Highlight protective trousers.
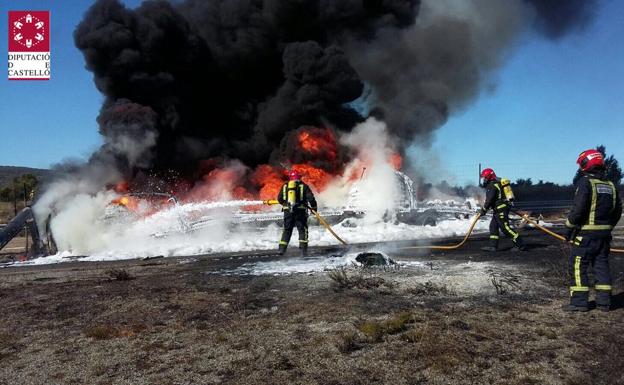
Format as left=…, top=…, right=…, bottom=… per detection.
left=488, top=207, right=524, bottom=249
left=279, top=209, right=309, bottom=254
left=569, top=236, right=612, bottom=308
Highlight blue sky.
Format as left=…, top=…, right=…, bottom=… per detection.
left=422, top=0, right=624, bottom=185
left=0, top=0, right=141, bottom=166
left=1, top=0, right=622, bottom=186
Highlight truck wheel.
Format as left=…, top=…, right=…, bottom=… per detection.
left=423, top=216, right=437, bottom=227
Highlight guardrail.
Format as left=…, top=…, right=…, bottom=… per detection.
left=512, top=200, right=573, bottom=212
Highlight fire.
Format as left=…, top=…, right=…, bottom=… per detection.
left=114, top=181, right=130, bottom=193
left=111, top=195, right=140, bottom=212
left=345, top=161, right=367, bottom=182
left=106, top=125, right=403, bottom=213
left=297, top=127, right=337, bottom=161
left=182, top=165, right=253, bottom=202
left=291, top=164, right=334, bottom=191
left=389, top=153, right=402, bottom=171
left=251, top=165, right=284, bottom=200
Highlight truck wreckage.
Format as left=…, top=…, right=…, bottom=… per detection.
left=103, top=171, right=477, bottom=237
left=0, top=207, right=53, bottom=258
left=1, top=171, right=478, bottom=259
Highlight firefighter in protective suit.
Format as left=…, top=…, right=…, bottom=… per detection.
left=479, top=168, right=526, bottom=251
left=563, top=149, right=622, bottom=312
left=277, top=170, right=317, bottom=255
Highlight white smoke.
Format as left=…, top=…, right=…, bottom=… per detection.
left=319, top=118, right=399, bottom=222
left=33, top=163, right=121, bottom=237
left=48, top=190, right=117, bottom=252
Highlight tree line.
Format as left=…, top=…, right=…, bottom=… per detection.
left=0, top=174, right=38, bottom=203
left=419, top=145, right=622, bottom=202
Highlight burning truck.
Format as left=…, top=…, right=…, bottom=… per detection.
left=1, top=122, right=477, bottom=260
left=92, top=122, right=475, bottom=241
left=102, top=170, right=475, bottom=239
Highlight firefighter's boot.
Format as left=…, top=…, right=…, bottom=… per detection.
left=299, top=243, right=308, bottom=257
left=595, top=290, right=611, bottom=312
left=513, top=237, right=527, bottom=251
left=278, top=243, right=287, bottom=255
left=481, top=238, right=498, bottom=252
left=561, top=304, right=589, bottom=312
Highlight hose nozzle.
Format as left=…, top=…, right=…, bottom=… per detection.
left=263, top=199, right=280, bottom=205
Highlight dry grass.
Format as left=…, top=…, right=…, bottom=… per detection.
left=334, top=330, right=359, bottom=353
left=409, top=281, right=454, bottom=296
left=541, top=244, right=571, bottom=289
left=327, top=266, right=392, bottom=291
left=105, top=268, right=134, bottom=281
left=0, top=201, right=25, bottom=223
left=83, top=324, right=120, bottom=340
left=83, top=323, right=146, bottom=340
left=356, top=311, right=413, bottom=342
left=327, top=266, right=350, bottom=288
left=535, top=327, right=557, bottom=339
left=490, top=271, right=521, bottom=295
left=3, top=235, right=624, bottom=384
left=0, top=332, right=20, bottom=359
left=403, top=320, right=474, bottom=374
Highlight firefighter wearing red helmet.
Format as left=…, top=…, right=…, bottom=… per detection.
left=563, top=149, right=622, bottom=312
left=479, top=168, right=526, bottom=251
left=276, top=170, right=318, bottom=255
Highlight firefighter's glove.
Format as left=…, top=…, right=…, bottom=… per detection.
left=479, top=208, right=487, bottom=216
left=564, top=227, right=578, bottom=242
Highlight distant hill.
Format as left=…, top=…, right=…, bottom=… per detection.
left=0, top=166, right=56, bottom=188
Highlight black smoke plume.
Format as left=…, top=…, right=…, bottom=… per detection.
left=525, top=0, right=598, bottom=39
left=74, top=0, right=598, bottom=178
left=75, top=0, right=417, bottom=177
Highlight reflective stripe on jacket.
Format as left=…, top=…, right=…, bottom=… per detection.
left=483, top=180, right=509, bottom=211
left=566, top=172, right=622, bottom=235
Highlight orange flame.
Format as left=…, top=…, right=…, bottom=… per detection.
left=251, top=165, right=284, bottom=200
left=111, top=195, right=140, bottom=212
left=389, top=153, right=402, bottom=171
left=183, top=166, right=253, bottom=202
left=292, top=163, right=334, bottom=191
left=110, top=194, right=175, bottom=217
left=113, top=181, right=130, bottom=193
left=107, top=125, right=404, bottom=214
left=298, top=127, right=337, bottom=161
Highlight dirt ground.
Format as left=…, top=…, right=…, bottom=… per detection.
left=1, top=229, right=624, bottom=385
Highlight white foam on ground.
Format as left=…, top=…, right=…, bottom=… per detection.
left=220, top=252, right=361, bottom=276
left=21, top=201, right=491, bottom=266
left=213, top=250, right=422, bottom=276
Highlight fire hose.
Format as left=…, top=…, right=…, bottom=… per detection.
left=509, top=209, right=624, bottom=254
left=400, top=213, right=482, bottom=250
left=263, top=199, right=624, bottom=253
left=263, top=200, right=348, bottom=245
left=308, top=207, right=348, bottom=245
left=402, top=210, right=624, bottom=253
